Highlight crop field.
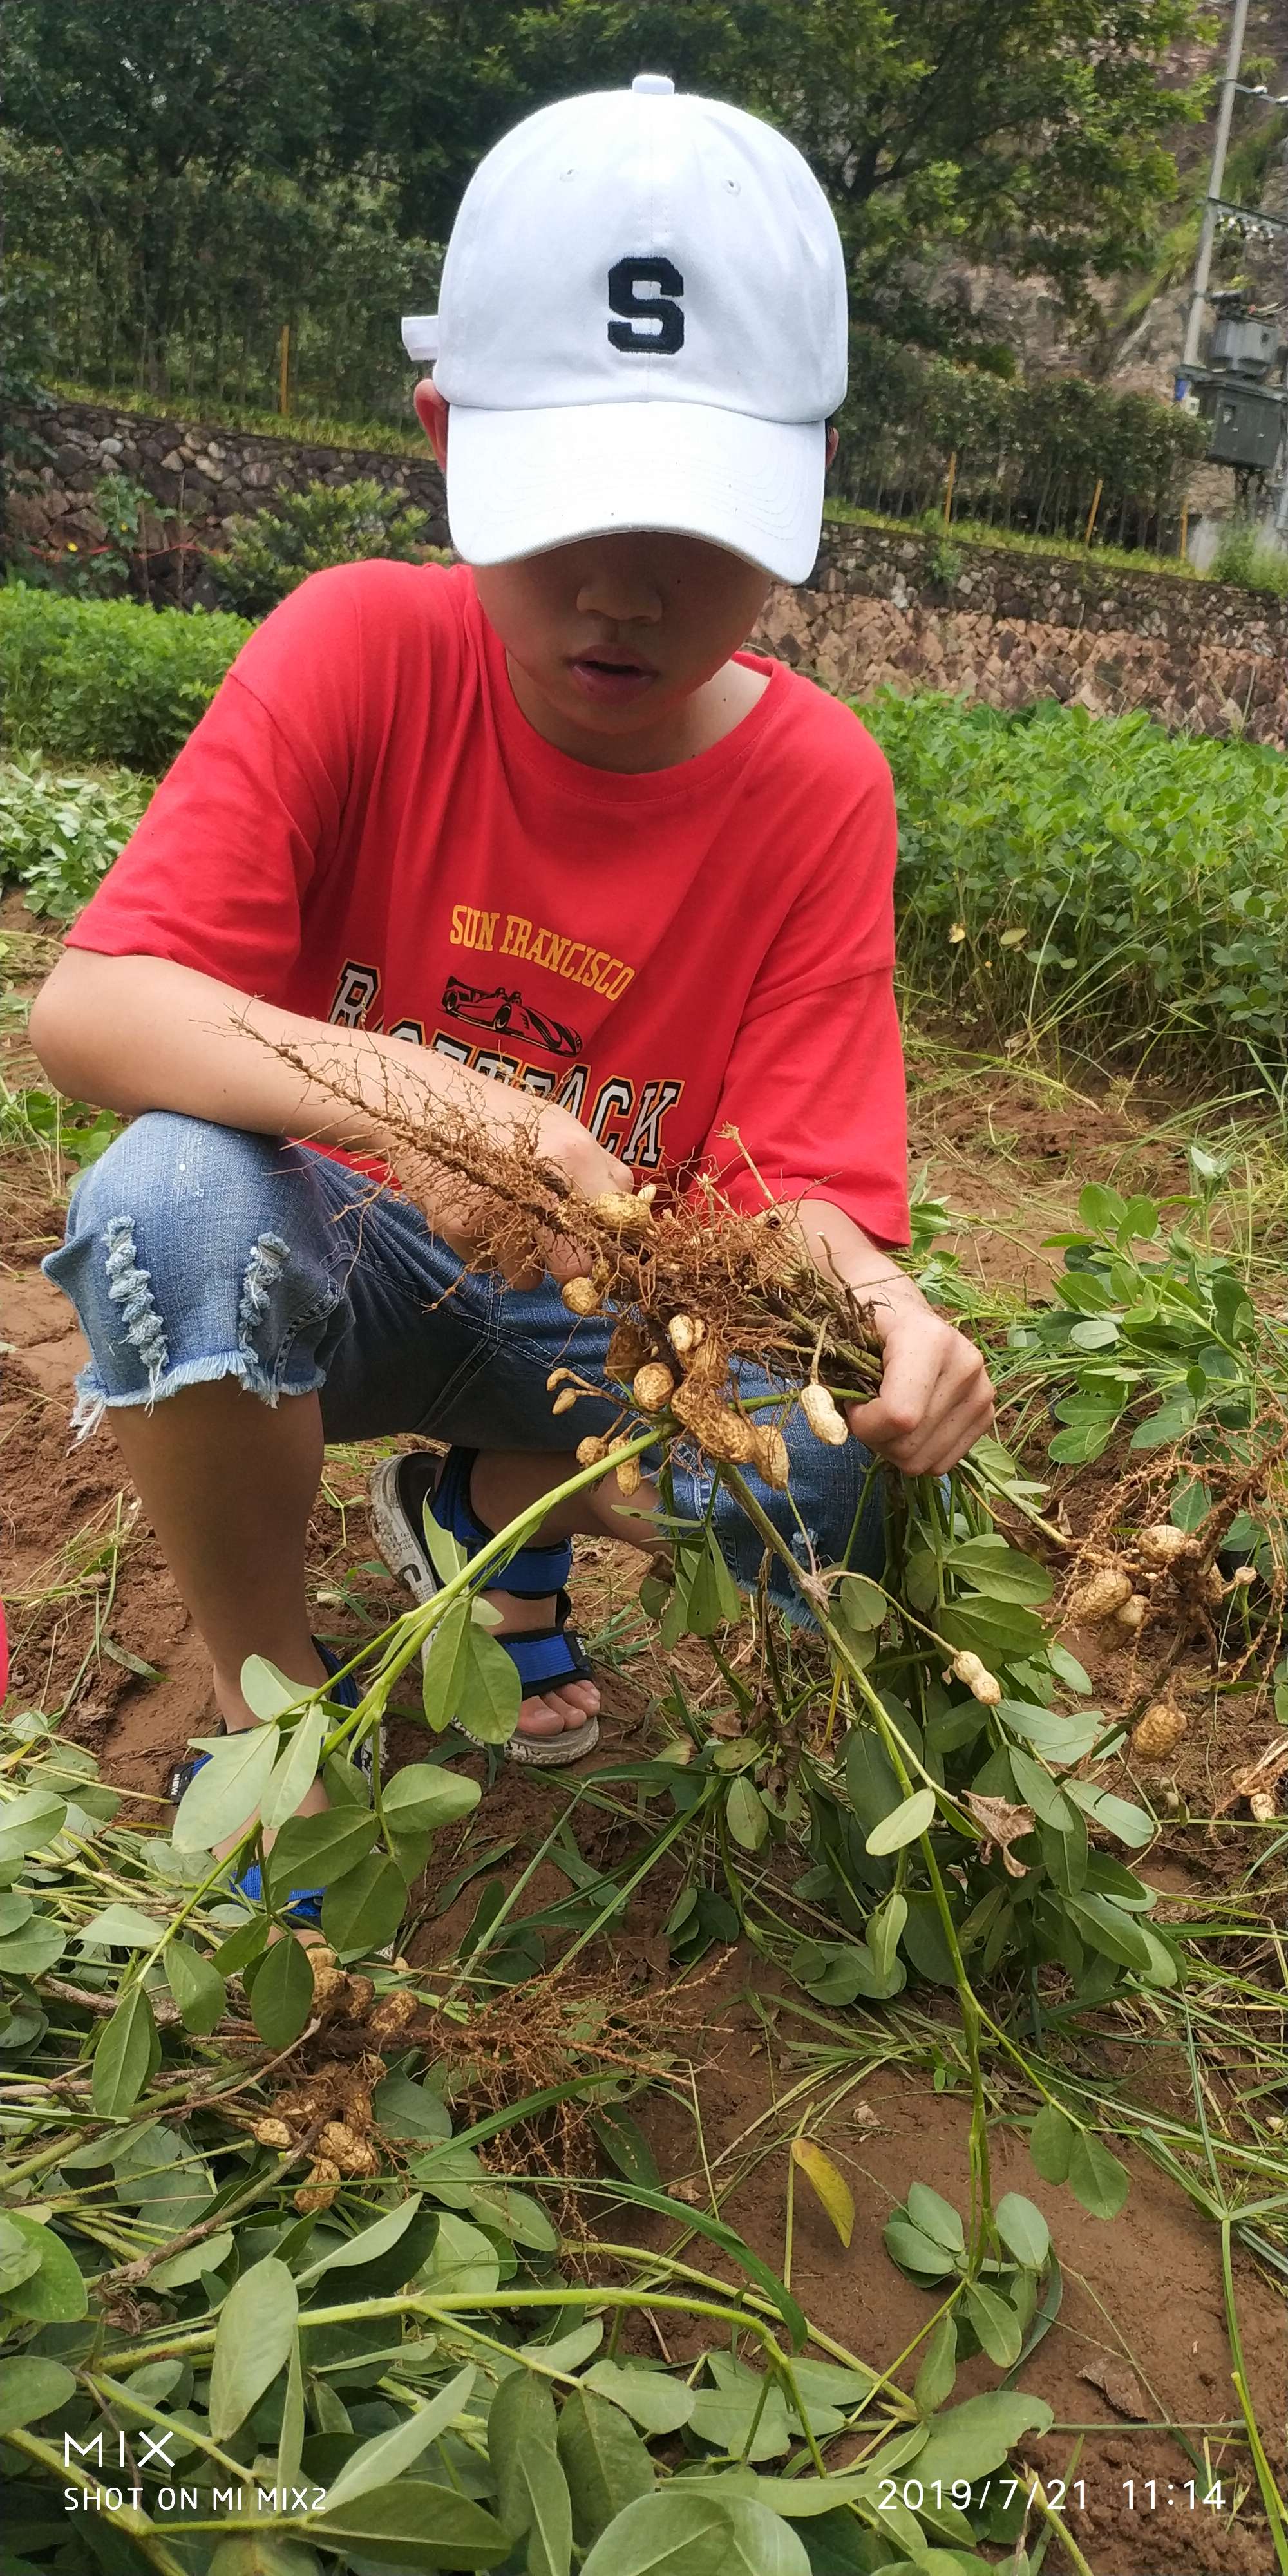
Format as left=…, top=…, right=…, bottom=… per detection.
left=1, top=634, right=1287, bottom=2576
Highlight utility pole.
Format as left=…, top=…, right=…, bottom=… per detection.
left=1182, top=0, right=1252, bottom=368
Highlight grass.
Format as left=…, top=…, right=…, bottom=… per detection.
left=823, top=495, right=1202, bottom=580
left=45, top=375, right=427, bottom=459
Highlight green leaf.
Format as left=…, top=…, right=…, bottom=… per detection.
left=91, top=1981, right=156, bottom=2118
left=0, top=2214, right=88, bottom=2322
left=489, top=2369, right=573, bottom=2576
left=1079, top=1182, right=1126, bottom=1235
left=151, top=2228, right=234, bottom=2289
left=583, top=2361, right=696, bottom=2436
left=995, top=2192, right=1050, bottom=2270
left=557, top=2385, right=654, bottom=2547
left=0, top=1918, right=66, bottom=1976
left=241, top=1656, right=314, bottom=1722
left=726, top=1775, right=769, bottom=1852
left=913, top=2313, right=958, bottom=2416
left=321, top=1852, right=408, bottom=1955
left=1066, top=1781, right=1155, bottom=1848
left=421, top=1504, right=469, bottom=1587
left=261, top=1710, right=327, bottom=1835
left=249, top=1931, right=315, bottom=2047
left=0, top=2356, right=77, bottom=2434
left=266, top=1804, right=377, bottom=1896
left=0, top=1790, right=68, bottom=1866
left=518, top=2322, right=604, bottom=2373
left=0, top=2213, right=44, bottom=2293
left=296, top=2195, right=424, bottom=2288
left=866, top=1788, right=936, bottom=1854
left=963, top=2280, right=1023, bottom=2366
left=457, top=1621, right=524, bottom=1743
left=844, top=1728, right=902, bottom=1835
left=1028, top=2106, right=1075, bottom=2185
left=1067, top=2131, right=1130, bottom=2220
left=173, top=1725, right=280, bottom=1852
left=381, top=1764, right=481, bottom=1837
left=276, top=2334, right=305, bottom=2495
left=907, top=2183, right=965, bottom=2252
left=164, top=1937, right=227, bottom=2036
left=306, top=2480, right=509, bottom=2570
left=938, top=1598, right=1046, bottom=1654
left=832, top=1573, right=888, bottom=1633
left=913, top=2392, right=1054, bottom=2488
left=868, top=1889, right=907, bottom=1981
left=213, top=1912, right=271, bottom=1978
left=579, top=2492, right=810, bottom=2576
left=422, top=1600, right=471, bottom=1732
left=208, top=2254, right=298, bottom=2438
left=588, top=2105, right=661, bottom=2190
left=944, top=1540, right=1053, bottom=1604
left=423, top=2212, right=500, bottom=2299
left=884, top=2219, right=956, bottom=2279
left=371, top=2072, right=452, bottom=2142
left=77, top=1903, right=167, bottom=1948
left=1066, top=1892, right=1156, bottom=1973
left=324, top=2365, right=477, bottom=2511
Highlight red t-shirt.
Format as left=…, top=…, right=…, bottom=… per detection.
left=70, top=562, right=909, bottom=1242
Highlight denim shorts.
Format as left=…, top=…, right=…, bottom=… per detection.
left=43, top=1112, right=885, bottom=1609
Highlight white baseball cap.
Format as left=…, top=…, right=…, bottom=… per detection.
left=402, top=73, right=847, bottom=582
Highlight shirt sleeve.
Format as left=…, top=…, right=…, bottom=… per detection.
left=694, top=743, right=909, bottom=1247
left=64, top=570, right=361, bottom=996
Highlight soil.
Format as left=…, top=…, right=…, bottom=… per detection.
left=3, top=907, right=1285, bottom=2575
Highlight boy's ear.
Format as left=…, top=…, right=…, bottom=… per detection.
left=414, top=379, right=450, bottom=470
left=825, top=424, right=838, bottom=469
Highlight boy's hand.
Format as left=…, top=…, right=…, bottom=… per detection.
left=400, top=1088, right=632, bottom=1287
left=795, top=1199, right=994, bottom=1476
left=844, top=1275, right=994, bottom=1475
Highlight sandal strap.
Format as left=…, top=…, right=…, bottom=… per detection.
left=498, top=1602, right=592, bottom=1696
left=428, top=1445, right=573, bottom=1599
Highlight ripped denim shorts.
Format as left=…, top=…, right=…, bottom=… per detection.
left=43, top=1112, right=885, bottom=1609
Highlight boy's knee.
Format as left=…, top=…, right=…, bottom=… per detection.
left=64, top=1112, right=283, bottom=1247
left=45, top=1113, right=343, bottom=1422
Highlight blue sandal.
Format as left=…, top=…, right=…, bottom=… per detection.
left=167, top=1640, right=366, bottom=1927
left=369, top=1448, right=600, bottom=1768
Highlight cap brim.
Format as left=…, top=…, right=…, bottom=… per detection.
left=444, top=400, right=824, bottom=583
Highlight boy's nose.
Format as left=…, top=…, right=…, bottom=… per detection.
left=574, top=540, right=664, bottom=625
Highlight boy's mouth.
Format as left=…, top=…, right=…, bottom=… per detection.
left=567, top=650, right=658, bottom=705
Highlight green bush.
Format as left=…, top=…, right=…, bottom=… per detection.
left=208, top=477, right=447, bottom=616
left=1209, top=518, right=1288, bottom=599
left=864, top=691, right=1288, bottom=1078
left=0, top=585, right=249, bottom=771
left=0, top=754, right=149, bottom=918
left=838, top=332, right=1208, bottom=549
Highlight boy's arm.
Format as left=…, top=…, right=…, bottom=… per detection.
left=797, top=1198, right=994, bottom=1477
left=28, top=948, right=628, bottom=1274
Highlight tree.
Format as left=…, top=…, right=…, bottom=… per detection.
left=1, top=0, right=351, bottom=393
left=0, top=0, right=1206, bottom=406
left=354, top=0, right=1205, bottom=336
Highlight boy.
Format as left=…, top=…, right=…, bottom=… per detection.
left=33, top=76, right=992, bottom=1805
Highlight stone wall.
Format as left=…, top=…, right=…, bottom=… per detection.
left=753, top=523, right=1288, bottom=745
left=8, top=399, right=1288, bottom=741
left=6, top=398, right=449, bottom=604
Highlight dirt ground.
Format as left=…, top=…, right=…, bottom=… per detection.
left=3, top=904, right=1285, bottom=2575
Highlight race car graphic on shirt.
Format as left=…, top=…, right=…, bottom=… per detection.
left=440, top=975, right=582, bottom=1059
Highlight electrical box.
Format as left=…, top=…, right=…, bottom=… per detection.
left=1204, top=381, right=1284, bottom=468
left=1210, top=313, right=1280, bottom=374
